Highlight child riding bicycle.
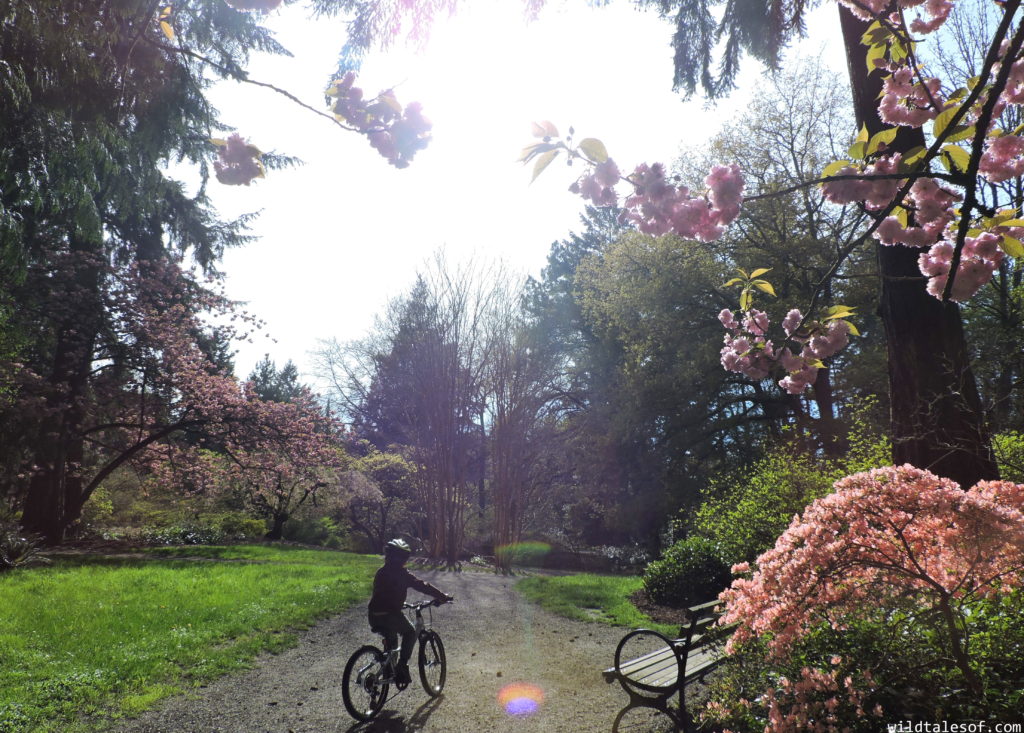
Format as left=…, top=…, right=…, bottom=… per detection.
left=368, top=539, right=452, bottom=685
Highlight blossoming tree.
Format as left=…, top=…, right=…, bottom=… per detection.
left=513, top=0, right=1015, bottom=487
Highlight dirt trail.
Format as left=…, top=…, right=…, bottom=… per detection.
left=113, top=571, right=681, bottom=732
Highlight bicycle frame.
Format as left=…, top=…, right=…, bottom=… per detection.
left=371, top=601, right=437, bottom=681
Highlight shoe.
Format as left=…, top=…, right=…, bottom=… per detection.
left=395, top=663, right=411, bottom=685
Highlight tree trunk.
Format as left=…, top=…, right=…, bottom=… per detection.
left=266, top=513, right=287, bottom=540
left=20, top=251, right=100, bottom=544
left=838, top=4, right=999, bottom=487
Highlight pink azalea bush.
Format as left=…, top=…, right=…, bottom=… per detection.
left=702, top=465, right=1024, bottom=731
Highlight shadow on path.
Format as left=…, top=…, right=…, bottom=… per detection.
left=341, top=695, right=444, bottom=732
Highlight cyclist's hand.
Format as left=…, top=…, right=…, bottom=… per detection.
left=435, top=594, right=454, bottom=606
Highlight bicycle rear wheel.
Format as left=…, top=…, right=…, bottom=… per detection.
left=418, top=631, right=446, bottom=696
left=342, top=645, right=389, bottom=721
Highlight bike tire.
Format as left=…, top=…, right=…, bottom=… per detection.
left=342, top=645, right=389, bottom=721
left=418, top=631, right=446, bottom=696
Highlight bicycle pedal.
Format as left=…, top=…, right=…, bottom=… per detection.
left=395, top=679, right=410, bottom=691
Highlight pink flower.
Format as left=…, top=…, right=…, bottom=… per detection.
left=980, top=135, right=1024, bottom=183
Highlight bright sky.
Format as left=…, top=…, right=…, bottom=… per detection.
left=205, top=0, right=847, bottom=382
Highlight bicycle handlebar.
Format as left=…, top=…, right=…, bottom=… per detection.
left=402, top=598, right=454, bottom=611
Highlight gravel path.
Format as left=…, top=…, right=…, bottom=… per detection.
left=113, top=570, right=682, bottom=732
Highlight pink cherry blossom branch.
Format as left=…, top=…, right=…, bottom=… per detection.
left=943, top=7, right=1024, bottom=300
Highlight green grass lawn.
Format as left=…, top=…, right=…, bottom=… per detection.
left=0, top=545, right=379, bottom=732
left=516, top=573, right=676, bottom=636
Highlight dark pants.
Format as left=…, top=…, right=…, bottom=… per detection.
left=368, top=610, right=416, bottom=668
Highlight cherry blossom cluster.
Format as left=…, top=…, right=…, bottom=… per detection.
left=213, top=133, right=263, bottom=186
left=620, top=162, right=744, bottom=242
left=720, top=465, right=1024, bottom=659
left=327, top=71, right=432, bottom=168
left=878, top=67, right=943, bottom=127
left=919, top=232, right=1006, bottom=301
left=719, top=307, right=850, bottom=394
left=835, top=0, right=952, bottom=33
left=569, top=159, right=620, bottom=207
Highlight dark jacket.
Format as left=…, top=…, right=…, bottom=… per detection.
left=368, top=560, right=446, bottom=614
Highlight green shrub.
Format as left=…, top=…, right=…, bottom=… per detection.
left=994, top=430, right=1024, bottom=482
left=140, top=523, right=225, bottom=546
left=217, top=514, right=266, bottom=539
left=281, top=516, right=343, bottom=547
left=690, top=400, right=891, bottom=566
left=642, top=536, right=731, bottom=607
left=80, top=486, right=114, bottom=529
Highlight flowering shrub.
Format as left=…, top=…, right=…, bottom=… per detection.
left=703, top=465, right=1024, bottom=730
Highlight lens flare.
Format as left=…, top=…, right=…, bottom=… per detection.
left=497, top=682, right=545, bottom=717
left=495, top=541, right=552, bottom=566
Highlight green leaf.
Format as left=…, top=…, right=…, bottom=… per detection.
left=892, top=205, right=909, bottom=227
left=723, top=278, right=743, bottom=287
left=901, top=146, right=928, bottom=171
left=209, top=138, right=227, bottom=147
left=942, top=144, right=971, bottom=173
left=944, top=124, right=976, bottom=144
left=867, top=127, right=899, bottom=156
left=805, top=358, right=826, bottom=369
left=825, top=305, right=856, bottom=318
left=531, top=150, right=558, bottom=183
left=1000, top=235, right=1024, bottom=259
left=866, top=42, right=888, bottom=73
left=739, top=290, right=752, bottom=311
left=848, top=141, right=867, bottom=161
left=844, top=320, right=861, bottom=337
left=752, top=280, right=775, bottom=296
left=160, top=20, right=174, bottom=40
left=822, top=159, right=852, bottom=179
left=860, top=20, right=883, bottom=44
left=578, top=138, right=609, bottom=164
left=966, top=75, right=981, bottom=90
left=748, top=267, right=772, bottom=279
left=989, top=209, right=1021, bottom=224
left=856, top=124, right=869, bottom=144
left=994, top=218, right=1024, bottom=227
left=947, top=87, right=969, bottom=104
left=933, top=106, right=959, bottom=139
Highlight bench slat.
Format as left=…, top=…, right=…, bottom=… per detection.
left=620, top=650, right=680, bottom=687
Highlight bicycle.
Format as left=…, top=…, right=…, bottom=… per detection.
left=342, top=598, right=451, bottom=722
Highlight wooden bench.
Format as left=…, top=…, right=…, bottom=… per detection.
left=602, top=599, right=734, bottom=728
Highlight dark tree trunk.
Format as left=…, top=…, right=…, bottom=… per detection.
left=266, top=514, right=287, bottom=540
left=838, top=5, right=999, bottom=486
left=20, top=250, right=100, bottom=544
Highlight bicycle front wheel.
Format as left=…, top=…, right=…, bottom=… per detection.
left=418, top=631, right=446, bottom=696
left=342, top=645, right=389, bottom=721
